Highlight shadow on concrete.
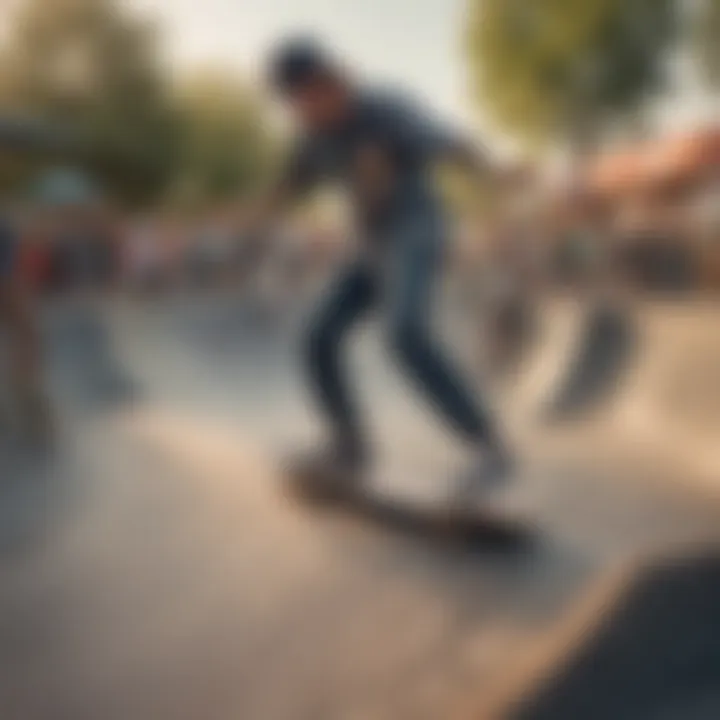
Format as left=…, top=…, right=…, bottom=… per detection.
left=512, top=550, right=720, bottom=720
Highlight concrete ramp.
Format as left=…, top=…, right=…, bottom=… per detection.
left=542, top=302, right=637, bottom=422
left=494, top=550, right=720, bottom=720
left=509, top=299, right=718, bottom=472
left=43, top=300, right=140, bottom=414
left=506, top=300, right=638, bottom=425
left=615, top=302, right=720, bottom=480
left=0, top=295, right=717, bottom=720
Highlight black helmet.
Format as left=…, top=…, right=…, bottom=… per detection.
left=268, top=36, right=337, bottom=95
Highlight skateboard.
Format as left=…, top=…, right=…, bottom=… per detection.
left=284, top=463, right=534, bottom=552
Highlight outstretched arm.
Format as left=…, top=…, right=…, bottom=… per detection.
left=246, top=139, right=321, bottom=236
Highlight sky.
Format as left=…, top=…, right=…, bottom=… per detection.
left=128, top=0, right=718, bottom=145
left=129, top=0, right=473, bottom=128
left=2, top=0, right=716, bottom=145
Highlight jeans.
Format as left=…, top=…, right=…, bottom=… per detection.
left=304, top=203, right=496, bottom=455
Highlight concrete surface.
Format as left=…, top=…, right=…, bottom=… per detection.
left=0, top=292, right=718, bottom=719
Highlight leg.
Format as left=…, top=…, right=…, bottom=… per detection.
left=305, top=261, right=377, bottom=460
left=384, top=209, right=501, bottom=449
left=0, top=277, right=52, bottom=443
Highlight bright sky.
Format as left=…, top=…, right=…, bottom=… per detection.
left=129, top=0, right=474, bottom=128
left=3, top=0, right=715, bottom=145
left=128, top=0, right=718, bottom=148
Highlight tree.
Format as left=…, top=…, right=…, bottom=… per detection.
left=0, top=0, right=179, bottom=204
left=169, top=68, right=276, bottom=208
left=694, top=0, right=720, bottom=87
left=467, top=0, right=677, bottom=152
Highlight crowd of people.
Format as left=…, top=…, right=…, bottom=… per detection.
left=13, top=206, right=345, bottom=297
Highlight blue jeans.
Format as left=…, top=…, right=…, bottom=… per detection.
left=304, top=204, right=496, bottom=456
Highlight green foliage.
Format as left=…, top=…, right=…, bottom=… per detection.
left=0, top=0, right=276, bottom=207
left=169, top=68, right=276, bottom=208
left=694, top=0, right=720, bottom=87
left=0, top=0, right=179, bottom=204
left=467, top=0, right=677, bottom=149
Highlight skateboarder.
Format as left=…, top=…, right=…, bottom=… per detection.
left=0, top=216, right=51, bottom=441
left=254, top=38, right=513, bottom=500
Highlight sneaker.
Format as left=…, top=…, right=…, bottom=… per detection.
left=286, top=443, right=368, bottom=502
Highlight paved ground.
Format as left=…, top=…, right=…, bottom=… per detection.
left=0, top=294, right=718, bottom=719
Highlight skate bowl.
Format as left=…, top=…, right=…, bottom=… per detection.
left=540, top=302, right=638, bottom=422
left=484, top=548, right=720, bottom=720
left=507, top=299, right=720, bottom=479
left=613, top=301, right=720, bottom=480
left=504, top=299, right=639, bottom=424
left=71, top=292, right=720, bottom=480
left=0, top=293, right=719, bottom=720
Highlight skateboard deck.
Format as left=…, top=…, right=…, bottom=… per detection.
left=285, top=466, right=534, bottom=551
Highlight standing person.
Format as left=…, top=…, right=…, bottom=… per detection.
left=483, top=175, right=544, bottom=377
left=0, top=217, right=51, bottom=441
left=253, top=38, right=514, bottom=503
left=124, top=216, right=162, bottom=293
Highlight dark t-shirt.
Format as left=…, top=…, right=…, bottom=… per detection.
left=283, top=88, right=460, bottom=232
